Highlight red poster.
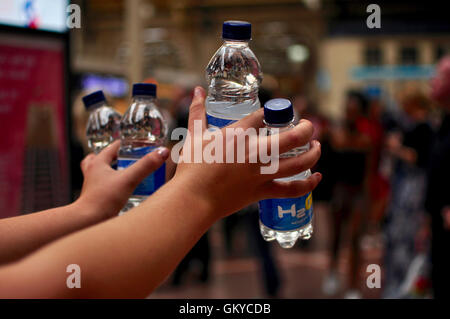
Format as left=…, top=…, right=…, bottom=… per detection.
left=0, top=33, right=69, bottom=218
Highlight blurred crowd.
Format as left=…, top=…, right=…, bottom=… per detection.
left=299, top=56, right=450, bottom=299
left=71, top=57, right=450, bottom=299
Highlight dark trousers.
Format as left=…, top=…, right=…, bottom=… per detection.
left=431, top=220, right=450, bottom=299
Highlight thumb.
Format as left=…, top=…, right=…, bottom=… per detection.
left=121, top=147, right=170, bottom=185
left=188, top=86, right=207, bottom=134
left=97, top=140, right=121, bottom=164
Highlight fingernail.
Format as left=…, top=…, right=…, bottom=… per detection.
left=315, top=172, right=322, bottom=182
left=157, top=147, right=169, bottom=159
left=194, top=86, right=204, bottom=98
left=313, top=140, right=321, bottom=148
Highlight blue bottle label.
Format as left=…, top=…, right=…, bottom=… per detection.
left=206, top=114, right=236, bottom=129
left=117, top=146, right=166, bottom=196
left=259, top=192, right=313, bottom=231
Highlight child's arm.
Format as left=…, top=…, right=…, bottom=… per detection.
left=0, top=141, right=168, bottom=265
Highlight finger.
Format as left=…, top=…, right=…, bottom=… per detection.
left=121, top=147, right=169, bottom=186
left=188, top=86, right=207, bottom=134
left=263, top=172, right=322, bottom=199
left=277, top=119, right=314, bottom=154
left=229, top=108, right=264, bottom=130
left=258, top=119, right=314, bottom=158
left=80, top=153, right=96, bottom=172
left=272, top=140, right=321, bottom=179
left=97, top=140, right=121, bottom=164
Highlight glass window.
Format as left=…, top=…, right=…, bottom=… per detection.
left=364, top=47, right=383, bottom=66
left=399, top=47, right=419, bottom=65
left=435, top=45, right=447, bottom=62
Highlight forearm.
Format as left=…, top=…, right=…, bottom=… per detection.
left=0, top=178, right=217, bottom=298
left=0, top=202, right=105, bottom=265
left=332, top=133, right=371, bottom=151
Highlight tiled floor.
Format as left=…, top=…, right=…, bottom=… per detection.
left=150, top=203, right=383, bottom=299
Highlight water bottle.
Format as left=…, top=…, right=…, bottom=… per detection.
left=118, top=83, right=167, bottom=213
left=82, top=90, right=121, bottom=154
left=205, top=20, right=263, bottom=129
left=258, top=98, right=313, bottom=248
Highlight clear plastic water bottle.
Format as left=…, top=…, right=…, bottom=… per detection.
left=205, top=20, right=263, bottom=128
left=259, top=98, right=313, bottom=248
left=118, top=83, right=167, bottom=213
left=82, top=90, right=121, bottom=154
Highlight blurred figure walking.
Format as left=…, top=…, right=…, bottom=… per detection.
left=323, top=90, right=372, bottom=298
left=382, top=89, right=434, bottom=298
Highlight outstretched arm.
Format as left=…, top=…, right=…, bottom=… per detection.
left=0, top=141, right=167, bottom=265
left=0, top=87, right=322, bottom=298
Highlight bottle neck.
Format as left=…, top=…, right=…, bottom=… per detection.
left=264, top=119, right=295, bottom=129
left=132, top=95, right=155, bottom=103
left=223, top=39, right=249, bottom=48
left=86, top=101, right=107, bottom=111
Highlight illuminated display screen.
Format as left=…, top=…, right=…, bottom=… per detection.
left=0, top=0, right=69, bottom=33
left=82, top=75, right=130, bottom=98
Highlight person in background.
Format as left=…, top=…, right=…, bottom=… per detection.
left=426, top=56, right=450, bottom=299
left=322, top=90, right=372, bottom=299
left=362, top=92, right=389, bottom=249
left=292, top=95, right=326, bottom=141
left=382, top=89, right=434, bottom=298
left=292, top=96, right=333, bottom=201
left=292, top=94, right=334, bottom=250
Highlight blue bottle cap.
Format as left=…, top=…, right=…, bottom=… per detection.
left=222, top=21, right=251, bottom=41
left=264, top=98, right=294, bottom=124
left=132, top=83, right=157, bottom=97
left=82, top=90, right=106, bottom=109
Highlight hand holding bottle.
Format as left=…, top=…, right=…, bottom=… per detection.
left=76, top=141, right=169, bottom=221
left=173, top=87, right=322, bottom=219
